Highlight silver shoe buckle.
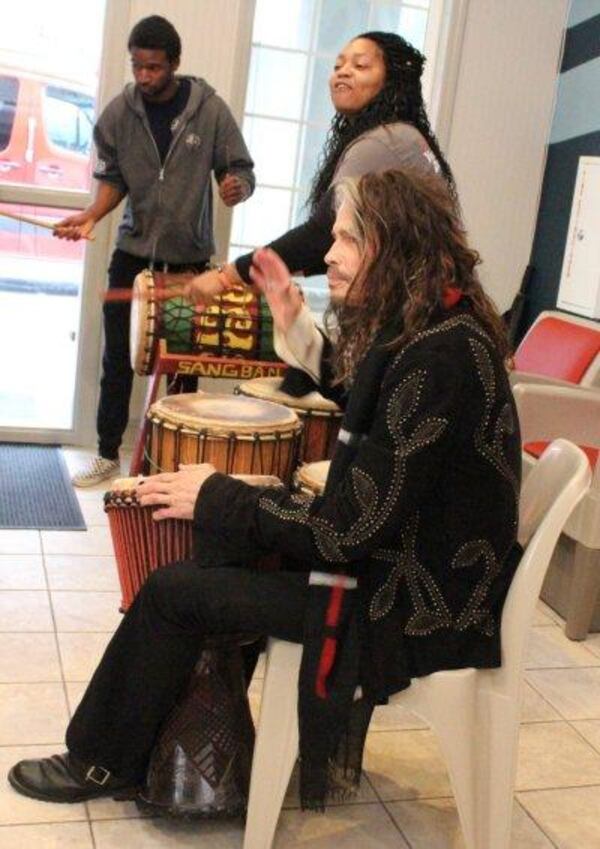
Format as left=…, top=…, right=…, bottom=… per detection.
left=85, top=765, right=111, bottom=786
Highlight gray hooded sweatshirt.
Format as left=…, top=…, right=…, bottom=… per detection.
left=92, top=77, right=255, bottom=264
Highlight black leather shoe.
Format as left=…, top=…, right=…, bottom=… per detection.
left=8, top=752, right=137, bottom=803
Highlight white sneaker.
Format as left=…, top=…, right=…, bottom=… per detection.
left=71, top=457, right=120, bottom=488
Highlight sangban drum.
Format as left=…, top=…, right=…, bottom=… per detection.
left=105, top=474, right=281, bottom=611
left=294, top=459, right=331, bottom=497
left=146, top=392, right=302, bottom=483
left=130, top=269, right=279, bottom=376
left=236, top=376, right=342, bottom=463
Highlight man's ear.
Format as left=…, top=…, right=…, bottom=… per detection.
left=171, top=58, right=181, bottom=73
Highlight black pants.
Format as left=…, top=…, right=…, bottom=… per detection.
left=66, top=562, right=309, bottom=782
left=98, top=250, right=209, bottom=459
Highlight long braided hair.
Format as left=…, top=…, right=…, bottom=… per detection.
left=308, top=31, right=455, bottom=212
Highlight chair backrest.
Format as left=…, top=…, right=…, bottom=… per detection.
left=514, top=311, right=600, bottom=386
left=513, top=383, right=600, bottom=488
left=500, top=439, right=590, bottom=684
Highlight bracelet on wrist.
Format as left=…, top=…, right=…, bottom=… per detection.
left=215, top=263, right=240, bottom=291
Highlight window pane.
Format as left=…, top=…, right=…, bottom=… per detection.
left=304, top=55, right=336, bottom=126
left=369, top=2, right=402, bottom=32
left=44, top=86, right=94, bottom=156
left=291, top=186, right=311, bottom=227
left=303, top=274, right=329, bottom=321
left=315, top=0, right=369, bottom=54
left=0, top=0, right=105, bottom=192
left=297, top=124, right=329, bottom=193
left=246, top=48, right=307, bottom=120
left=398, top=6, right=429, bottom=51
left=243, top=116, right=299, bottom=187
left=0, top=76, right=19, bottom=153
left=253, top=0, right=316, bottom=51
left=230, top=186, right=293, bottom=246
left=228, top=244, right=254, bottom=263
left=0, top=202, right=85, bottom=429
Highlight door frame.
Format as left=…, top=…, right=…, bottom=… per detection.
left=0, top=0, right=131, bottom=446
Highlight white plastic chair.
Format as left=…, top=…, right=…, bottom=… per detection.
left=513, top=382, right=600, bottom=639
left=243, top=439, right=591, bottom=849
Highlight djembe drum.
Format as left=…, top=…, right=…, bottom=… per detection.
left=130, top=269, right=279, bottom=376
left=294, top=459, right=331, bottom=497
left=145, top=392, right=302, bottom=484
left=105, top=475, right=280, bottom=818
left=105, top=477, right=193, bottom=611
left=236, top=376, right=342, bottom=463
left=105, top=474, right=281, bottom=611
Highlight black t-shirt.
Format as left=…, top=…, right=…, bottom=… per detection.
left=143, top=78, right=191, bottom=163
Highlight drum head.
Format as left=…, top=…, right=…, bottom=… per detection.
left=295, top=460, right=330, bottom=495
left=130, top=270, right=157, bottom=375
left=109, top=477, right=140, bottom=492
left=149, top=392, right=301, bottom=436
left=238, top=377, right=340, bottom=415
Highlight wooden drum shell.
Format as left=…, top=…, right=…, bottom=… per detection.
left=236, top=377, right=342, bottom=464
left=145, top=393, right=302, bottom=484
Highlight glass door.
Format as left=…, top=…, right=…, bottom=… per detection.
left=0, top=0, right=110, bottom=437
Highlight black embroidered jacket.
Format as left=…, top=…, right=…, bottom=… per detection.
left=195, top=306, right=521, bottom=805
left=195, top=308, right=522, bottom=699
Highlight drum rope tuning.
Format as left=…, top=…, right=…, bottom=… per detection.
left=144, top=393, right=303, bottom=483
left=143, top=424, right=295, bottom=477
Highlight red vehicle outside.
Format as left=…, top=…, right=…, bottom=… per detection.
left=0, top=61, right=96, bottom=287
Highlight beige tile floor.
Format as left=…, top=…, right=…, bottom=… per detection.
left=2, top=448, right=600, bottom=848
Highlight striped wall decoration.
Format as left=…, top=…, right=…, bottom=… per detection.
left=523, top=0, right=600, bottom=333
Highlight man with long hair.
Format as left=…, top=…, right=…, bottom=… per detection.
left=9, top=170, right=520, bottom=811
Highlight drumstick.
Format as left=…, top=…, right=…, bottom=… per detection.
left=102, top=285, right=191, bottom=303
left=0, top=208, right=95, bottom=240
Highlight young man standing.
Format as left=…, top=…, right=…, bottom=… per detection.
left=56, top=15, right=255, bottom=486
left=9, top=169, right=521, bottom=809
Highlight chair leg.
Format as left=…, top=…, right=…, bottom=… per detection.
left=400, top=672, right=518, bottom=849
left=243, top=640, right=302, bottom=849
left=565, top=543, right=600, bottom=641
left=476, top=690, right=520, bottom=849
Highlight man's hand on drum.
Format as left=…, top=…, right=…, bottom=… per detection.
left=136, top=464, right=217, bottom=521
left=53, top=210, right=96, bottom=242
left=250, top=247, right=303, bottom=334
left=218, top=173, right=249, bottom=207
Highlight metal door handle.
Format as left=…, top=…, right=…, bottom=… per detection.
left=0, top=160, right=21, bottom=172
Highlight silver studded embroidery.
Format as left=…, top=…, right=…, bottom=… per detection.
left=452, top=539, right=501, bottom=636
left=257, top=366, right=448, bottom=566
left=369, top=515, right=453, bottom=634
left=390, top=314, right=492, bottom=374
left=468, top=337, right=519, bottom=512
left=259, top=492, right=311, bottom=526
left=257, top=315, right=516, bottom=639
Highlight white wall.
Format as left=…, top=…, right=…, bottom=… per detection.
left=443, top=0, right=569, bottom=312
